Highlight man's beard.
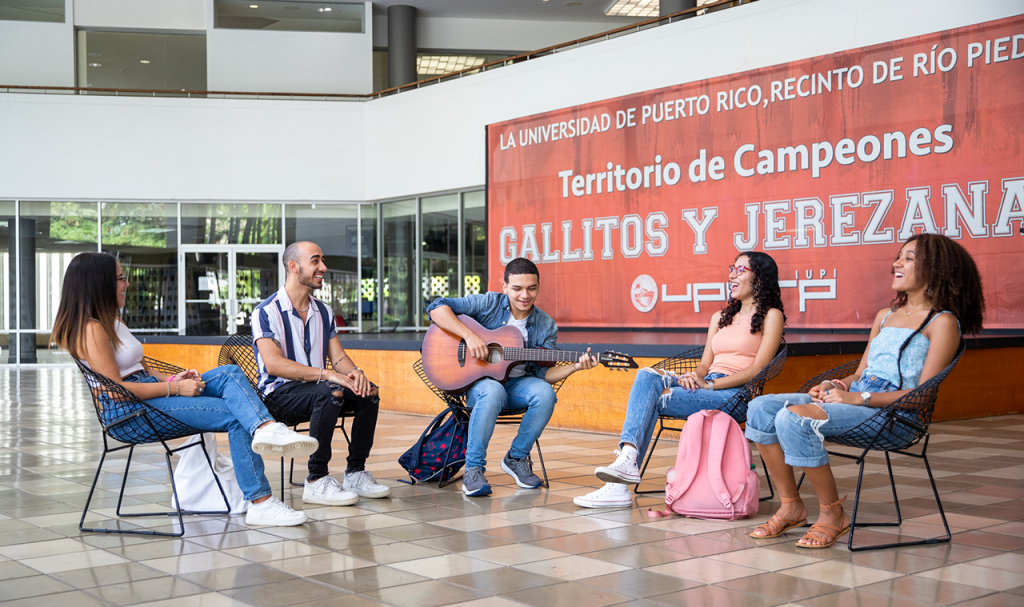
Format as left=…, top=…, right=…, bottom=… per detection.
left=298, top=270, right=321, bottom=290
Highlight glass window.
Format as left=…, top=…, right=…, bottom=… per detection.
left=416, top=52, right=511, bottom=81
left=101, top=202, right=178, bottom=334
left=0, top=202, right=13, bottom=364
left=18, top=201, right=98, bottom=364
left=421, top=194, right=458, bottom=325
left=463, top=191, right=487, bottom=295
left=214, top=0, right=364, bottom=33
left=181, top=203, right=281, bottom=245
left=0, top=0, right=64, bottom=23
left=285, top=204, right=360, bottom=329
left=361, top=205, right=378, bottom=328
left=77, top=31, right=207, bottom=92
left=382, top=200, right=416, bottom=328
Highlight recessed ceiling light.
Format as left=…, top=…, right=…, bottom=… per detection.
left=319, top=7, right=332, bottom=11
left=88, top=63, right=101, bottom=67
left=606, top=0, right=659, bottom=17
left=140, top=60, right=151, bottom=64
left=249, top=4, right=258, bottom=8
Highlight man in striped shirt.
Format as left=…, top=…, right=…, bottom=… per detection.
left=252, top=241, right=390, bottom=506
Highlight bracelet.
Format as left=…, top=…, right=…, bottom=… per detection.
left=833, top=379, right=848, bottom=391
left=825, top=380, right=837, bottom=389
left=351, top=367, right=362, bottom=373
left=317, top=368, right=323, bottom=384
left=174, top=380, right=179, bottom=396
left=166, top=382, right=171, bottom=397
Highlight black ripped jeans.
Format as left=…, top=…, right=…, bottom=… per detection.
left=267, top=381, right=379, bottom=480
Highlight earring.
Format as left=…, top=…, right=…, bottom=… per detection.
left=926, top=286, right=933, bottom=298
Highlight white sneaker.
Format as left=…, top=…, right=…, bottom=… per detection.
left=245, top=496, right=308, bottom=527
left=343, top=470, right=391, bottom=499
left=574, top=483, right=634, bottom=509
left=252, top=422, right=319, bottom=458
left=595, top=448, right=641, bottom=484
left=303, top=475, right=359, bottom=506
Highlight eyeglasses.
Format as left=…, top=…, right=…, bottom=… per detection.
left=728, top=265, right=749, bottom=276
left=116, top=274, right=128, bottom=283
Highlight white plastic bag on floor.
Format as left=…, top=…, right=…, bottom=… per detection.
left=171, top=433, right=248, bottom=514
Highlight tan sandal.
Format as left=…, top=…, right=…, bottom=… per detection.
left=796, top=496, right=850, bottom=549
left=749, top=495, right=807, bottom=539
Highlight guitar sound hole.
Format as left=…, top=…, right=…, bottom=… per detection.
left=486, top=344, right=504, bottom=364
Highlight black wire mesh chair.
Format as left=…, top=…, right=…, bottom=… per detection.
left=77, top=357, right=230, bottom=537
left=412, top=359, right=570, bottom=488
left=219, top=328, right=358, bottom=498
left=634, top=339, right=788, bottom=496
left=792, top=339, right=966, bottom=551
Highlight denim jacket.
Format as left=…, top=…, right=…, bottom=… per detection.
left=425, top=291, right=558, bottom=380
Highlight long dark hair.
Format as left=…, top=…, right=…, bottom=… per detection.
left=718, top=251, right=786, bottom=334
left=889, top=233, right=985, bottom=388
left=52, top=252, right=122, bottom=359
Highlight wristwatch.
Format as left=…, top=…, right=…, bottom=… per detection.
left=707, top=378, right=715, bottom=391
left=351, top=367, right=363, bottom=374
left=860, top=392, right=871, bottom=407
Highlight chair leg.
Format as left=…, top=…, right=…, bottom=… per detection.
left=634, top=422, right=668, bottom=495
left=534, top=440, right=550, bottom=489
left=845, top=439, right=951, bottom=551
left=759, top=451, right=775, bottom=502
left=280, top=456, right=286, bottom=500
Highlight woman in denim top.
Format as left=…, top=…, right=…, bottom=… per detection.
left=746, top=234, right=985, bottom=548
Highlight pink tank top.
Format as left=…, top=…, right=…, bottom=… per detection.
left=708, top=312, right=762, bottom=376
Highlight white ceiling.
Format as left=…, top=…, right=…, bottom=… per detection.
left=370, top=0, right=646, bottom=23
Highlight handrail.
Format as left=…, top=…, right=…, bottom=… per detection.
left=0, top=0, right=741, bottom=102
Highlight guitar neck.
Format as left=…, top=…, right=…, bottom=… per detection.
left=500, top=347, right=594, bottom=363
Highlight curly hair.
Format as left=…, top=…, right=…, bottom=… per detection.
left=889, top=233, right=985, bottom=387
left=719, top=251, right=786, bottom=335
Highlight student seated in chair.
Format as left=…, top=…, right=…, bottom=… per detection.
left=574, top=252, right=785, bottom=509
left=53, top=252, right=318, bottom=528
left=252, top=241, right=389, bottom=507
left=746, top=234, right=984, bottom=549
left=426, top=257, right=599, bottom=497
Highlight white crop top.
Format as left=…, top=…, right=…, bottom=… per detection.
left=79, top=320, right=145, bottom=378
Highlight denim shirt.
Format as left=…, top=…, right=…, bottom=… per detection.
left=425, top=291, right=558, bottom=380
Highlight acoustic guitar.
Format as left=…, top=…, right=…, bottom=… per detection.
left=421, top=314, right=638, bottom=393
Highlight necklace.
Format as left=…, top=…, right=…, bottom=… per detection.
left=904, top=304, right=931, bottom=316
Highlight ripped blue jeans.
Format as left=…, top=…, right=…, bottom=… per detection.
left=744, top=375, right=897, bottom=468
left=619, top=368, right=740, bottom=464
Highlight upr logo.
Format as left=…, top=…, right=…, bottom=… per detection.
left=630, top=274, right=658, bottom=313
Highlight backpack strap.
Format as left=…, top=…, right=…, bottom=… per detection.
left=666, top=411, right=706, bottom=505
left=406, top=408, right=451, bottom=470
left=705, top=412, right=742, bottom=509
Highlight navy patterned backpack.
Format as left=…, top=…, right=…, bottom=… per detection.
left=398, top=406, right=470, bottom=484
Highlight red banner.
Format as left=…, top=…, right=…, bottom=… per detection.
left=487, top=16, right=1024, bottom=329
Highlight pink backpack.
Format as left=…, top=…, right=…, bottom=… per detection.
left=652, top=409, right=760, bottom=521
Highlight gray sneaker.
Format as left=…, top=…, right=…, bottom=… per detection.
left=500, top=452, right=543, bottom=489
left=461, top=467, right=492, bottom=497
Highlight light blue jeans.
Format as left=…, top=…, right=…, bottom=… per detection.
left=464, top=376, right=556, bottom=471
left=744, top=375, right=898, bottom=468
left=620, top=368, right=740, bottom=464
left=123, top=365, right=275, bottom=501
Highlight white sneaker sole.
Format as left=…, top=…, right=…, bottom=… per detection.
left=245, top=513, right=308, bottom=527
left=595, top=466, right=641, bottom=485
left=500, top=460, right=543, bottom=489
left=573, top=497, right=633, bottom=509
left=252, top=436, right=318, bottom=459
left=303, top=492, right=359, bottom=506
left=345, top=485, right=392, bottom=499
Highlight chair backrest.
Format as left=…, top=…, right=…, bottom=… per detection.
left=807, top=339, right=966, bottom=451
left=75, top=358, right=200, bottom=445
left=219, top=327, right=335, bottom=390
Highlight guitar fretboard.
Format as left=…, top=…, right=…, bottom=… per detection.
left=457, top=344, right=595, bottom=363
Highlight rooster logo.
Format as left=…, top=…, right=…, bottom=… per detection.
left=631, top=275, right=658, bottom=313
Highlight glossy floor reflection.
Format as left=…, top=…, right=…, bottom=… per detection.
left=1, top=368, right=1023, bottom=606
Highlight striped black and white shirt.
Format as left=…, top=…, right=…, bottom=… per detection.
left=251, top=287, right=337, bottom=395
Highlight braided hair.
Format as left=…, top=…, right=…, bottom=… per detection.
left=889, top=233, right=985, bottom=388
left=718, top=251, right=786, bottom=334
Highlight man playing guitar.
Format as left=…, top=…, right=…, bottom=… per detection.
left=426, top=257, right=598, bottom=497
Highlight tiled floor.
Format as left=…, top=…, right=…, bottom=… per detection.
left=2, top=368, right=1024, bottom=607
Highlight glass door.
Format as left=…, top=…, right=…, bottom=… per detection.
left=180, top=246, right=282, bottom=335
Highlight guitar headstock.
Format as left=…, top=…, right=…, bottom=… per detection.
left=599, top=351, right=639, bottom=371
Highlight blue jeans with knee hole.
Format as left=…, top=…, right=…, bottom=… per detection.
left=464, top=376, right=556, bottom=471
left=122, top=365, right=275, bottom=501
left=619, top=368, right=739, bottom=464
left=744, top=375, right=898, bottom=468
